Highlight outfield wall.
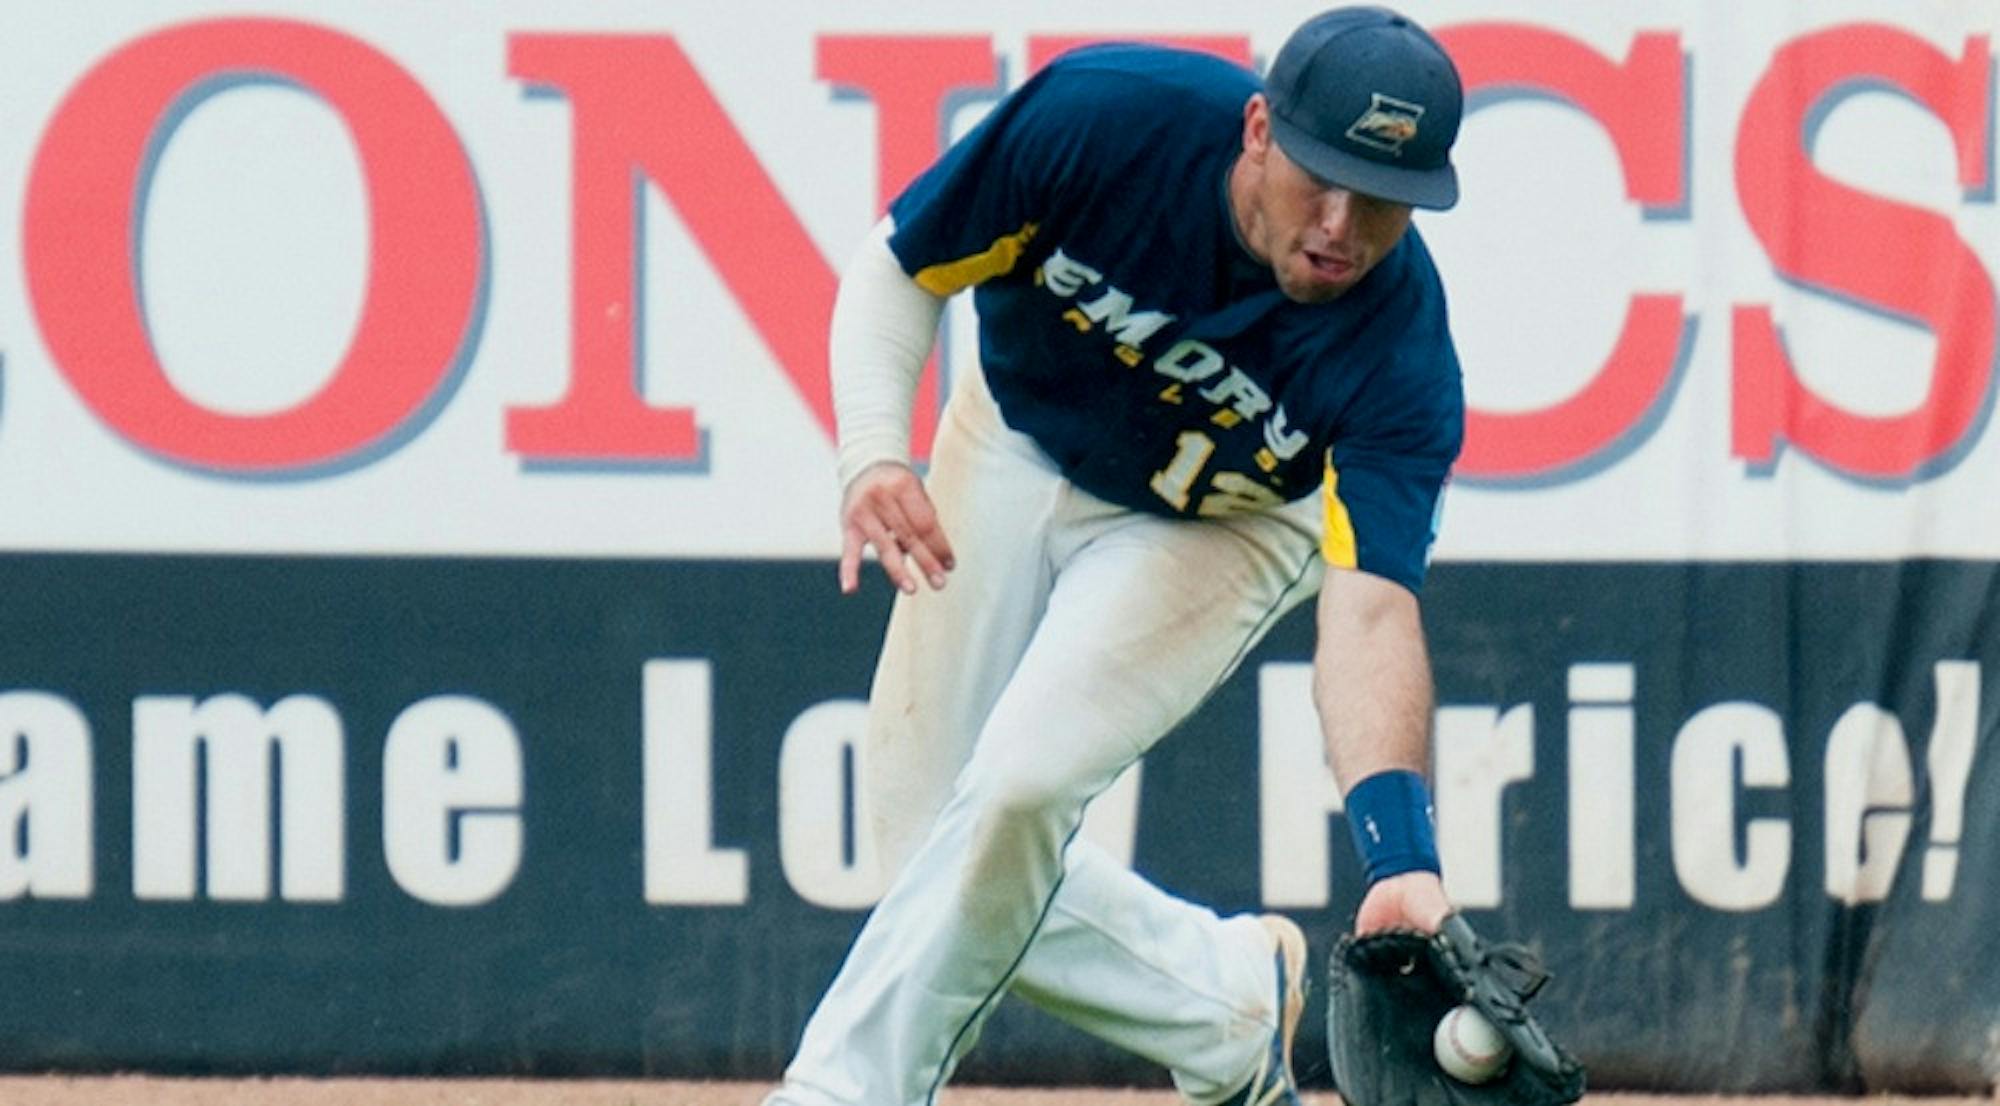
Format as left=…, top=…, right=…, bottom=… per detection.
left=0, top=0, right=1996, bottom=1092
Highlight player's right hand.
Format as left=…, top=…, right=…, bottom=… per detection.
left=838, top=461, right=956, bottom=596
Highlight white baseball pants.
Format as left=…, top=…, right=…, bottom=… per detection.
left=769, top=362, right=1325, bottom=1106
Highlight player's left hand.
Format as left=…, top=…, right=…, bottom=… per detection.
left=838, top=461, right=956, bottom=596
left=1327, top=912, right=1586, bottom=1106
left=1354, top=870, right=1452, bottom=935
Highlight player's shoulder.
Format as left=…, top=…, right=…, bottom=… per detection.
left=1370, top=228, right=1465, bottom=424
left=1315, top=226, right=1454, bottom=361
left=1393, top=225, right=1447, bottom=298
left=1287, top=226, right=1462, bottom=424
left=1380, top=240, right=1460, bottom=420
left=1027, top=43, right=1259, bottom=122
left=991, top=44, right=1253, bottom=188
left=1364, top=227, right=1452, bottom=346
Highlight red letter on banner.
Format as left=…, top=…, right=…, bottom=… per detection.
left=1438, top=26, right=1687, bottom=480
left=1733, top=28, right=1994, bottom=479
left=510, top=36, right=847, bottom=462
left=818, top=36, right=999, bottom=461
left=23, top=19, right=481, bottom=472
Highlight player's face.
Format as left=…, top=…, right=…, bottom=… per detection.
left=1262, top=150, right=1413, bottom=303
left=1236, top=97, right=1415, bottom=304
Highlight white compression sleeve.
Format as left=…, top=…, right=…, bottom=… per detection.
left=830, top=216, right=947, bottom=492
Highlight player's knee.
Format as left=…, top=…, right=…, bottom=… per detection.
left=967, top=758, right=1079, bottom=823
left=958, top=781, right=1072, bottom=893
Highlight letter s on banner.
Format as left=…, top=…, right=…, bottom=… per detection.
left=1733, top=27, right=1995, bottom=480
left=1439, top=25, right=1689, bottom=480
left=24, top=18, right=481, bottom=473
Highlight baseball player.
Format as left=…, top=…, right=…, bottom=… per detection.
left=769, top=7, right=1464, bottom=1105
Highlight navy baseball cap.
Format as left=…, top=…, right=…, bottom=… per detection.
left=1265, top=6, right=1463, bottom=209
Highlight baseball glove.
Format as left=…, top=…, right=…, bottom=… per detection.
left=1327, top=913, right=1586, bottom=1106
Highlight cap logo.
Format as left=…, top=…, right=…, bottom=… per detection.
left=1345, top=93, right=1425, bottom=155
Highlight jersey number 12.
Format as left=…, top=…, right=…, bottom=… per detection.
left=1149, top=431, right=1283, bottom=516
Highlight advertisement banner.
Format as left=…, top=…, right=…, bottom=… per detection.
left=0, top=556, right=1991, bottom=1090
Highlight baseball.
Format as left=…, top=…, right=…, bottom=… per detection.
left=1433, top=1004, right=1512, bottom=1084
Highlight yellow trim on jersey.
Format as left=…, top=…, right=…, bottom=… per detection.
left=1321, top=459, right=1359, bottom=568
left=912, top=222, right=1039, bottom=296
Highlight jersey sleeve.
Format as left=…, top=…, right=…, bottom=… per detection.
left=886, top=64, right=1090, bottom=296
left=1320, top=342, right=1464, bottom=595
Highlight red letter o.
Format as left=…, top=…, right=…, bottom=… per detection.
left=24, top=18, right=481, bottom=473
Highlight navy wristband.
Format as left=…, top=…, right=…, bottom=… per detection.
left=1344, top=769, right=1441, bottom=885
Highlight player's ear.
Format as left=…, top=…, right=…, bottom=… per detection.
left=1242, top=93, right=1272, bottom=162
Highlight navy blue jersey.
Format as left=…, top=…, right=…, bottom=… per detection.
left=887, top=44, right=1464, bottom=593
